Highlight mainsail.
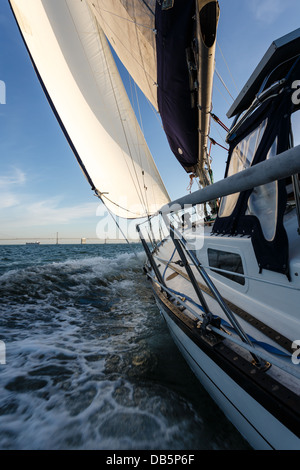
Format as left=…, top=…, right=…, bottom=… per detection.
left=10, top=0, right=219, bottom=219
left=9, top=0, right=169, bottom=219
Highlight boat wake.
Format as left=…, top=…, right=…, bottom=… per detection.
left=0, top=245, right=249, bottom=450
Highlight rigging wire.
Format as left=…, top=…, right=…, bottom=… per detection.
left=210, top=112, right=229, bottom=133
left=129, top=7, right=153, bottom=213
left=128, top=75, right=149, bottom=205
left=94, top=2, right=158, bottom=117
left=92, top=5, right=156, bottom=31
left=155, top=255, right=300, bottom=291
left=209, top=137, right=229, bottom=152
left=147, top=271, right=300, bottom=379
left=214, top=82, right=232, bottom=106
left=215, top=68, right=235, bottom=101
left=187, top=174, right=196, bottom=193
left=147, top=100, right=163, bottom=127
left=105, top=202, right=140, bottom=259
left=217, top=41, right=239, bottom=93
left=211, top=119, right=228, bottom=146
left=96, top=191, right=146, bottom=218
left=96, top=21, right=150, bottom=218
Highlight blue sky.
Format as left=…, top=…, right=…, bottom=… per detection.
left=0, top=0, right=300, bottom=243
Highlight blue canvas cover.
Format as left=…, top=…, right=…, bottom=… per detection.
left=155, top=0, right=199, bottom=171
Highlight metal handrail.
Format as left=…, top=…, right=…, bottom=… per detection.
left=154, top=255, right=300, bottom=290
left=146, top=271, right=300, bottom=380
left=159, top=145, right=300, bottom=215
left=136, top=144, right=300, bottom=369
left=164, top=222, right=265, bottom=367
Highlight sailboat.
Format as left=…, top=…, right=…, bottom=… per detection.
left=9, top=0, right=300, bottom=450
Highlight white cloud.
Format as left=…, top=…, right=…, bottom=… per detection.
left=0, top=167, right=100, bottom=238
left=0, top=168, right=26, bottom=209
left=0, top=168, right=26, bottom=188
left=1, top=196, right=99, bottom=229
left=249, top=0, right=290, bottom=24
left=0, top=193, right=19, bottom=209
left=24, top=198, right=99, bottom=226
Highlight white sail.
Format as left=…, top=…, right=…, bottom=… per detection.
left=10, top=0, right=170, bottom=219
left=87, top=0, right=158, bottom=111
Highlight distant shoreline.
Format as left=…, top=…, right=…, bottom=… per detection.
left=0, top=240, right=142, bottom=246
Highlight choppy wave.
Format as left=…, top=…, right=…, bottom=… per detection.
left=0, top=244, right=249, bottom=450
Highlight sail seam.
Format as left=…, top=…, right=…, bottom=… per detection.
left=65, top=0, right=151, bottom=218
left=139, top=0, right=155, bottom=16
left=132, top=0, right=157, bottom=128
left=91, top=0, right=157, bottom=105
left=91, top=5, right=155, bottom=31
left=94, top=16, right=150, bottom=217
left=131, top=2, right=155, bottom=212
left=128, top=75, right=151, bottom=213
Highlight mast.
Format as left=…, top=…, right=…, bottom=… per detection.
left=195, top=0, right=220, bottom=188
left=154, top=0, right=219, bottom=190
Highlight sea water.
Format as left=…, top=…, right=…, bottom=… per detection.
left=0, top=243, right=250, bottom=450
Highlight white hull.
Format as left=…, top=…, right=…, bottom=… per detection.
left=157, top=298, right=300, bottom=450
left=139, top=198, right=300, bottom=450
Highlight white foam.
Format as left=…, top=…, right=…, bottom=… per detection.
left=0, top=246, right=249, bottom=450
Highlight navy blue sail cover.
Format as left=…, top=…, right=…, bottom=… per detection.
left=155, top=0, right=198, bottom=171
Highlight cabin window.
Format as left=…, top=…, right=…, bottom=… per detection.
left=218, top=118, right=268, bottom=218
left=290, top=110, right=300, bottom=232
left=291, top=110, right=300, bottom=147
left=208, top=248, right=245, bottom=285
left=246, top=138, right=278, bottom=241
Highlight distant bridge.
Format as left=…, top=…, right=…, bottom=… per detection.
left=0, top=237, right=141, bottom=243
